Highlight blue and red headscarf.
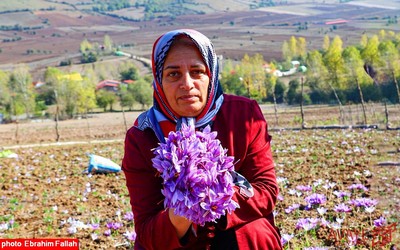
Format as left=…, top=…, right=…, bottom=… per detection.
left=135, top=29, right=224, bottom=143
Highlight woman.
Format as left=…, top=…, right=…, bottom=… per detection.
left=122, top=29, right=281, bottom=250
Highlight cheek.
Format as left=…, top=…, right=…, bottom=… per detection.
left=163, top=85, right=176, bottom=103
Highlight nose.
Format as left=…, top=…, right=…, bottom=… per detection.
left=180, top=72, right=195, bottom=90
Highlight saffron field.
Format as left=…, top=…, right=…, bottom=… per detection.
left=0, top=126, right=399, bottom=249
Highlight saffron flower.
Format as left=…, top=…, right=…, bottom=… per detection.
left=104, top=229, right=111, bottom=237
left=123, top=211, right=134, bottom=221
left=348, top=183, right=368, bottom=192
left=348, top=197, right=378, bottom=208
left=295, top=218, right=319, bottom=231
left=296, top=185, right=312, bottom=192
left=123, top=230, right=137, bottom=241
left=152, top=124, right=239, bottom=226
left=106, top=222, right=123, bottom=230
left=333, top=190, right=351, bottom=199
left=90, top=233, right=99, bottom=241
left=285, top=204, right=300, bottom=214
left=373, top=216, right=387, bottom=227
left=305, top=193, right=326, bottom=206
left=281, top=233, right=294, bottom=245
left=317, top=207, right=327, bottom=215
left=334, top=203, right=352, bottom=213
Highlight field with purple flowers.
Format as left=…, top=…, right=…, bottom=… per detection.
left=0, top=116, right=399, bottom=249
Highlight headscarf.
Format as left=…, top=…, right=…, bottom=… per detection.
left=135, top=29, right=224, bottom=143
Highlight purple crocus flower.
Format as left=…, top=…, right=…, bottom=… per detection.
left=348, top=197, right=378, bottom=208
left=305, top=193, right=326, bottom=206
left=104, top=229, right=111, bottom=237
left=67, top=226, right=77, bottom=235
left=90, top=233, right=99, bottom=241
left=348, top=183, right=368, bottom=192
left=296, top=185, right=312, bottom=192
left=285, top=204, right=300, bottom=214
left=106, top=222, right=123, bottom=230
left=373, top=216, right=387, bottom=227
left=334, top=203, right=352, bottom=213
left=295, top=218, right=319, bottom=231
left=123, top=230, right=137, bottom=241
left=333, top=190, right=351, bottom=199
left=123, top=211, right=134, bottom=221
left=281, top=233, right=294, bottom=245
left=152, top=124, right=239, bottom=226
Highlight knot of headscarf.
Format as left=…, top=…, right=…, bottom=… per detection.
left=135, top=29, right=224, bottom=143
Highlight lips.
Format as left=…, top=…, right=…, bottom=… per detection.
left=179, top=95, right=199, bottom=102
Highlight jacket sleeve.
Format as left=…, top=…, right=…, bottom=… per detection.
left=122, top=127, right=185, bottom=250
left=216, top=100, right=279, bottom=230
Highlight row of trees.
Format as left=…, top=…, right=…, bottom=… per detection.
left=1, top=29, right=399, bottom=126
left=0, top=60, right=152, bottom=124
left=221, top=30, right=400, bottom=106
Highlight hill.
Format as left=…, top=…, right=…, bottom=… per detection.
left=0, top=0, right=399, bottom=75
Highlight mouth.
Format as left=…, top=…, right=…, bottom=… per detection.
left=179, top=95, right=199, bottom=102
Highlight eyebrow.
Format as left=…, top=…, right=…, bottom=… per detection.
left=163, top=63, right=205, bottom=70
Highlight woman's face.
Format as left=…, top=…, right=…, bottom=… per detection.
left=162, top=39, right=210, bottom=117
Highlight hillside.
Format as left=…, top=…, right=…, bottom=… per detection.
left=0, top=0, right=399, bottom=75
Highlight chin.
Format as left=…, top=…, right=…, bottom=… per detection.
left=178, top=106, right=203, bottom=117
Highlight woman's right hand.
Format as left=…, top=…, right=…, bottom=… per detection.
left=168, top=208, right=192, bottom=239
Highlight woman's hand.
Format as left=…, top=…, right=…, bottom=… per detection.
left=168, top=208, right=192, bottom=239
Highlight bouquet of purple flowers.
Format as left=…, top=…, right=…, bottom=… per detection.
left=152, top=123, right=239, bottom=226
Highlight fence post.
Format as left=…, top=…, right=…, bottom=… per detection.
left=300, top=77, right=305, bottom=129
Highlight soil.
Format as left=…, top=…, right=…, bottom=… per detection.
left=0, top=109, right=399, bottom=249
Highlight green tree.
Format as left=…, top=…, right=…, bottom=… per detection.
left=286, top=79, right=299, bottom=105
left=359, top=34, right=368, bottom=48
left=343, top=46, right=371, bottom=124
left=80, top=39, right=92, bottom=53
left=44, top=68, right=88, bottom=118
left=236, top=53, right=266, bottom=101
left=119, top=84, right=136, bottom=110
left=265, top=61, right=279, bottom=125
left=0, top=70, right=11, bottom=119
left=379, top=40, right=400, bottom=103
left=297, top=37, right=307, bottom=60
left=9, top=64, right=35, bottom=119
left=119, top=61, right=140, bottom=81
left=96, top=89, right=118, bottom=111
left=323, top=35, right=346, bottom=122
left=103, top=35, right=113, bottom=52
left=305, top=50, right=330, bottom=103
left=282, top=40, right=291, bottom=62
left=361, top=35, right=381, bottom=74
left=289, top=36, right=298, bottom=59
left=322, top=35, right=330, bottom=52
left=76, top=77, right=97, bottom=114
left=129, top=78, right=152, bottom=110
left=220, top=60, right=246, bottom=96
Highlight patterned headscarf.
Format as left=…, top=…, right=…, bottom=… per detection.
left=135, top=29, right=224, bottom=143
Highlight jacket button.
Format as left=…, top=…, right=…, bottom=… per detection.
left=207, top=225, right=215, bottom=231
left=207, top=232, right=215, bottom=238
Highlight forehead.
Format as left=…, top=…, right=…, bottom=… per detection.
left=170, top=35, right=197, bottom=48
left=164, top=37, right=205, bottom=65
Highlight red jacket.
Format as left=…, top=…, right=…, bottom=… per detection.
left=122, top=94, right=282, bottom=249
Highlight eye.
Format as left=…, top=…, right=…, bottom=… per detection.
left=191, top=69, right=207, bottom=78
left=165, top=71, right=181, bottom=80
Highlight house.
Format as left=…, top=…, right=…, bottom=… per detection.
left=325, top=19, right=348, bottom=25
left=96, top=80, right=121, bottom=92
